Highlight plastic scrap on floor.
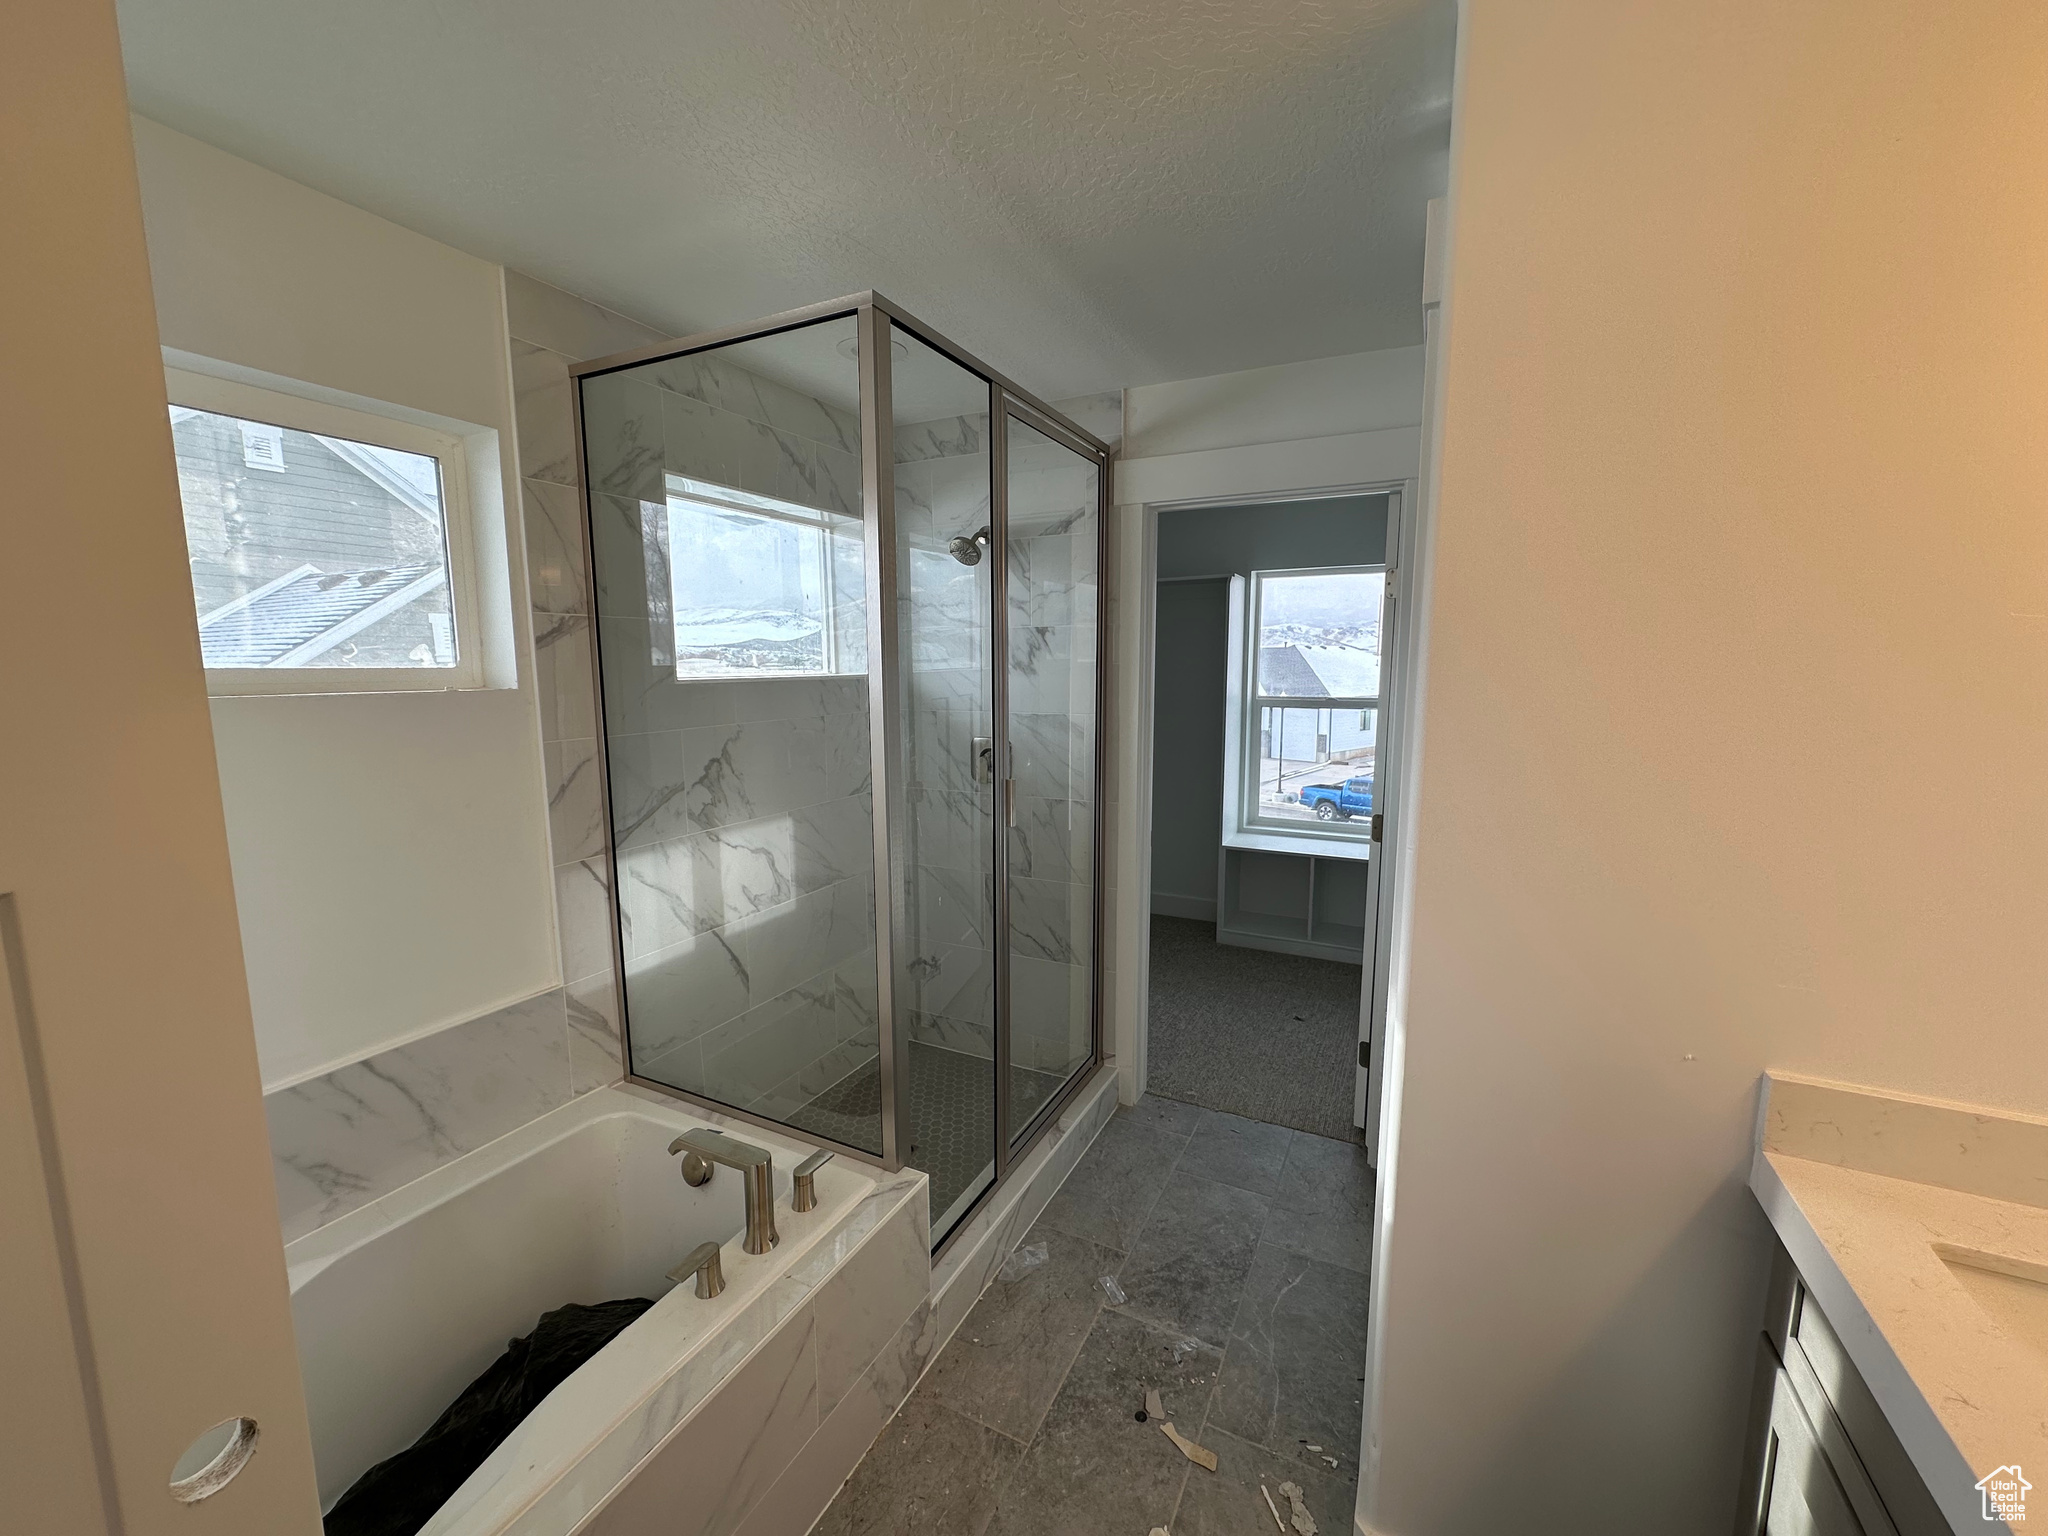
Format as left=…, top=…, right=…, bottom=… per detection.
left=1144, top=1388, right=1165, bottom=1421
left=1261, top=1481, right=1288, bottom=1533
left=1149, top=1528, right=1171, bottom=1536
left=1098, top=1274, right=1127, bottom=1305
left=999, top=1242, right=1048, bottom=1283
left=1279, top=1480, right=1319, bottom=1536
left=1158, top=1421, right=1218, bottom=1472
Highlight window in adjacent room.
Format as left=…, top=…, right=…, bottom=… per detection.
left=1224, top=566, right=1385, bottom=844
left=165, top=368, right=483, bottom=694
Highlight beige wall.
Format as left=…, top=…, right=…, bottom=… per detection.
left=132, top=121, right=558, bottom=1086
left=1367, top=1, right=2048, bottom=1528
left=1, top=9, right=320, bottom=1523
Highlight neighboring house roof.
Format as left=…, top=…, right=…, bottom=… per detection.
left=1259, top=641, right=1380, bottom=700
left=314, top=435, right=442, bottom=522
left=197, top=563, right=445, bottom=667
left=1258, top=645, right=1328, bottom=697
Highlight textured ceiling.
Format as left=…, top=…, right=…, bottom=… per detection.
left=117, top=0, right=1454, bottom=398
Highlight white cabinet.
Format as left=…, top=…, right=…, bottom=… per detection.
left=1216, top=844, right=1370, bottom=964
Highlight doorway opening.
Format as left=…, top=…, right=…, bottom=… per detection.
left=1142, top=491, right=1405, bottom=1143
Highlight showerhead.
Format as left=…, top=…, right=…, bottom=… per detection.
left=948, top=526, right=991, bottom=566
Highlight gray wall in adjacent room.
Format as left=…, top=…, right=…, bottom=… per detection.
left=1149, top=495, right=1390, bottom=918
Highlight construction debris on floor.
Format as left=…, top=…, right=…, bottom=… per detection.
left=812, top=1094, right=1371, bottom=1536
left=1158, top=1420, right=1217, bottom=1472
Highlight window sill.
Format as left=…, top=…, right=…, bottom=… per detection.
left=203, top=666, right=489, bottom=697
left=1220, top=826, right=1372, bottom=862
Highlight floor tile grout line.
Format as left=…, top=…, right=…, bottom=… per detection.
left=1105, top=1112, right=1200, bottom=1282
left=971, top=1303, right=1100, bottom=1531
left=923, top=1389, right=1034, bottom=1451
left=962, top=1276, right=1115, bottom=1499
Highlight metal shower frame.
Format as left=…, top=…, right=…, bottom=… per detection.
left=569, top=291, right=1113, bottom=1250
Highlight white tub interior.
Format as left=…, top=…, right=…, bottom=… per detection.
left=288, top=1092, right=809, bottom=1511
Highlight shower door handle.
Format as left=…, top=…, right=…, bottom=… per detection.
left=1005, top=778, right=1016, bottom=827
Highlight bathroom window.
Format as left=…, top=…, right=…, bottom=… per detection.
left=663, top=474, right=868, bottom=679
left=165, top=368, right=484, bottom=694
left=1223, top=566, right=1385, bottom=845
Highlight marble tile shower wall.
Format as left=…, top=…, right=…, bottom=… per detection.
left=508, top=275, right=676, bottom=1127
left=260, top=275, right=666, bottom=1244
left=1006, top=444, right=1101, bottom=1078
left=897, top=413, right=997, bottom=1062
left=578, top=343, right=885, bottom=1126
left=895, top=407, right=1107, bottom=1081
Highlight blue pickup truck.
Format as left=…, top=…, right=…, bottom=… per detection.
left=1298, top=775, right=1374, bottom=822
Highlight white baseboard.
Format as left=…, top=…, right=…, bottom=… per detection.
left=1150, top=891, right=1216, bottom=922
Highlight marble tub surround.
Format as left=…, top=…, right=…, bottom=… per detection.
left=279, top=1077, right=931, bottom=1536
left=422, top=1156, right=928, bottom=1535
left=1752, top=1072, right=2048, bottom=1529
left=266, top=986, right=578, bottom=1243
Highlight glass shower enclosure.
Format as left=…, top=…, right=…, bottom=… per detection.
left=572, top=294, right=1108, bottom=1249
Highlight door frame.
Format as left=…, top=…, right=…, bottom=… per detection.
left=1113, top=477, right=1419, bottom=1139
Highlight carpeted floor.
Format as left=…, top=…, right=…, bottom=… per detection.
left=1144, top=915, right=1365, bottom=1141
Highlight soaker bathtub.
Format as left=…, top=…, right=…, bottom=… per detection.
left=284, top=1084, right=929, bottom=1536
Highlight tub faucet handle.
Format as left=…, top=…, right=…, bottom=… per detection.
left=792, top=1150, right=833, bottom=1213
left=668, top=1240, right=725, bottom=1300
left=669, top=1129, right=778, bottom=1254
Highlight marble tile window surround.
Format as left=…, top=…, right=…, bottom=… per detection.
left=577, top=325, right=887, bottom=1131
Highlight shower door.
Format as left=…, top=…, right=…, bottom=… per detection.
left=891, top=331, right=1001, bottom=1237
left=997, top=411, right=1102, bottom=1148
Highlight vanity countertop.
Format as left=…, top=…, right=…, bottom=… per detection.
left=1752, top=1073, right=2048, bottom=1532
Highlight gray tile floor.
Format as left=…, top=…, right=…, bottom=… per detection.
left=816, top=1094, right=1374, bottom=1536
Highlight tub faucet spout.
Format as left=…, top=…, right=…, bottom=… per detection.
left=668, top=1130, right=779, bottom=1254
